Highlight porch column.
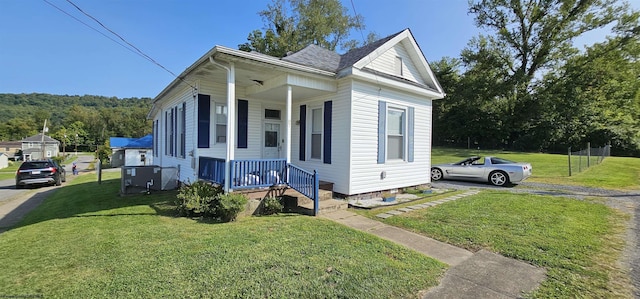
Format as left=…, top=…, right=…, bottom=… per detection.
left=285, top=85, right=292, bottom=164
left=224, top=62, right=236, bottom=193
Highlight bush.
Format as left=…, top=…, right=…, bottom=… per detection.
left=175, top=181, right=222, bottom=217
left=261, top=197, right=283, bottom=215
left=217, top=193, right=248, bottom=222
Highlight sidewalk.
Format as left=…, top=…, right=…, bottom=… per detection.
left=322, top=210, right=546, bottom=298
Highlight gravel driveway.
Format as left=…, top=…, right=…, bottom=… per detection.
left=431, top=180, right=640, bottom=298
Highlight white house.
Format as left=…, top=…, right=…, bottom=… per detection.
left=0, top=153, right=8, bottom=169
left=109, top=135, right=154, bottom=167
left=148, top=29, right=444, bottom=211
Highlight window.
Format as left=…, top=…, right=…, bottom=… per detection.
left=264, top=109, right=281, bottom=120
left=215, top=103, right=227, bottom=143
left=178, top=103, right=186, bottom=158
left=387, top=108, right=405, bottom=160
left=310, top=107, right=322, bottom=159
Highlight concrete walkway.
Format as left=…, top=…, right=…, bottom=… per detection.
left=322, top=209, right=546, bottom=298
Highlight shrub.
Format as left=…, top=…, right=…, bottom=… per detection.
left=175, top=181, right=222, bottom=217
left=217, top=193, right=248, bottom=222
left=261, top=197, right=283, bottom=215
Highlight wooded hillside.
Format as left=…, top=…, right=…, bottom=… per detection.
left=0, top=93, right=152, bottom=151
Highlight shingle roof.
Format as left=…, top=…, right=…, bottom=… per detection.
left=281, top=29, right=405, bottom=73
left=21, top=134, right=59, bottom=144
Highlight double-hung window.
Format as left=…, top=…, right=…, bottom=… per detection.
left=387, top=108, right=405, bottom=160
left=215, top=103, right=227, bottom=143
left=310, top=107, right=323, bottom=160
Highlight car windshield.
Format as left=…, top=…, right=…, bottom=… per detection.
left=490, top=157, right=516, bottom=164
left=20, top=162, right=51, bottom=169
left=454, top=156, right=480, bottom=165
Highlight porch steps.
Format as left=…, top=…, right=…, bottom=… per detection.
left=290, top=189, right=348, bottom=216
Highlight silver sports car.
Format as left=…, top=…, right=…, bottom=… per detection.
left=431, top=156, right=532, bottom=186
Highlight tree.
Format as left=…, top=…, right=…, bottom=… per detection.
left=239, top=0, right=366, bottom=57
left=462, top=0, right=634, bottom=148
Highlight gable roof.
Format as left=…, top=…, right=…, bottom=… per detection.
left=21, top=134, right=59, bottom=144
left=110, top=134, right=153, bottom=149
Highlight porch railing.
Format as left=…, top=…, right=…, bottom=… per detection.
left=198, top=157, right=225, bottom=185
left=287, top=164, right=319, bottom=216
left=230, top=159, right=287, bottom=189
left=198, top=157, right=319, bottom=216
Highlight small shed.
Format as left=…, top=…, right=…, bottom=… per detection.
left=0, top=153, right=8, bottom=169
left=110, top=134, right=154, bottom=167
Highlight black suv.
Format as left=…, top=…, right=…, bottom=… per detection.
left=15, top=159, right=66, bottom=189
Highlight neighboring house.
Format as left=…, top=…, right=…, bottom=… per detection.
left=148, top=28, right=444, bottom=212
left=110, top=134, right=154, bottom=167
left=0, top=153, right=8, bottom=169
left=21, top=134, right=60, bottom=160
left=0, top=141, right=21, bottom=159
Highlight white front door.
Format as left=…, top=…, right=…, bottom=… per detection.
left=263, top=122, right=281, bottom=159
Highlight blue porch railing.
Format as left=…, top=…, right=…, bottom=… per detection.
left=198, top=157, right=225, bottom=185
left=287, top=164, right=319, bottom=216
left=230, top=159, right=287, bottom=189
left=197, top=157, right=320, bottom=216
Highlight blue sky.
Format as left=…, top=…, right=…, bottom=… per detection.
left=0, top=0, right=635, bottom=99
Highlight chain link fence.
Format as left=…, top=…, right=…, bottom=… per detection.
left=568, top=143, right=611, bottom=176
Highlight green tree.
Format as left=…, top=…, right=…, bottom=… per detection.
left=239, top=0, right=366, bottom=57
left=459, top=0, right=635, bottom=149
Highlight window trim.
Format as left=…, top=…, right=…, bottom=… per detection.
left=386, top=106, right=406, bottom=161
left=214, top=102, right=228, bottom=144
left=308, top=105, right=323, bottom=160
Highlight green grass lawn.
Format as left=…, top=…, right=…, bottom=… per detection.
left=0, top=161, right=20, bottom=180
left=432, top=147, right=640, bottom=190
left=0, top=172, right=446, bottom=298
left=356, top=191, right=630, bottom=298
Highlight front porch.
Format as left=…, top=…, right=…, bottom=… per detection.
left=199, top=157, right=333, bottom=216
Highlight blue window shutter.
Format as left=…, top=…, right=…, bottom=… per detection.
left=237, top=99, right=248, bottom=148
left=165, top=111, right=169, bottom=154
left=197, top=94, right=210, bottom=148
left=408, top=107, right=415, bottom=162
left=181, top=102, right=186, bottom=157
left=323, top=101, right=332, bottom=164
left=299, top=105, right=306, bottom=161
left=377, top=101, right=387, bottom=164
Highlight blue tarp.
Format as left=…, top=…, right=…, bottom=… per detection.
left=109, top=134, right=152, bottom=149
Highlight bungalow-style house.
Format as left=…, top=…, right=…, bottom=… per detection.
left=21, top=133, right=60, bottom=160
left=148, top=29, right=444, bottom=214
left=109, top=134, right=154, bottom=167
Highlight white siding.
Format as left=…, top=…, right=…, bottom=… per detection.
left=348, top=80, right=432, bottom=195
left=367, top=43, right=426, bottom=86
left=291, top=80, right=351, bottom=195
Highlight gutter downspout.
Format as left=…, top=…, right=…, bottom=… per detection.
left=209, top=56, right=236, bottom=193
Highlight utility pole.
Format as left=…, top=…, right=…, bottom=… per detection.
left=40, top=119, right=47, bottom=160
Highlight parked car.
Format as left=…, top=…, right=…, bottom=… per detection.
left=15, top=159, right=66, bottom=189
left=431, top=156, right=532, bottom=187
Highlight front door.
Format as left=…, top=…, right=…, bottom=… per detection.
left=263, top=122, right=281, bottom=159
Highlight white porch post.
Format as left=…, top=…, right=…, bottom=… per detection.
left=224, top=62, right=236, bottom=193
left=285, top=85, right=292, bottom=164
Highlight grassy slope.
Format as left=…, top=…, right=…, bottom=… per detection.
left=0, top=172, right=445, bottom=298
left=432, top=147, right=640, bottom=190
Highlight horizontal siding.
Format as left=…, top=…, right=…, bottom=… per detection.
left=368, top=43, right=426, bottom=86
left=291, top=80, right=351, bottom=195
left=348, top=80, right=432, bottom=195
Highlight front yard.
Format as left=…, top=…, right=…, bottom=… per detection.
left=0, top=150, right=636, bottom=298
left=0, top=172, right=445, bottom=298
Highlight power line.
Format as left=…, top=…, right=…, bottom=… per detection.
left=43, top=0, right=196, bottom=90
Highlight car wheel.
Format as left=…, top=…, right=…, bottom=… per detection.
left=489, top=171, right=509, bottom=186
left=15, top=184, right=23, bottom=189
left=431, top=168, right=443, bottom=181
left=62, top=173, right=66, bottom=182
left=55, top=176, right=62, bottom=186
